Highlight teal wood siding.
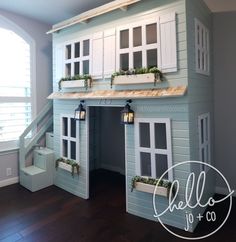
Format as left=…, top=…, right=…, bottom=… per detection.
left=53, top=100, right=88, bottom=199
left=186, top=0, right=215, bottom=230
left=126, top=100, right=191, bottom=230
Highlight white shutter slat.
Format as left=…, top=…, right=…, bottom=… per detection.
left=55, top=45, right=64, bottom=80
left=104, top=28, right=116, bottom=77
left=55, top=44, right=64, bottom=93
left=159, top=12, right=177, bottom=73
left=92, top=32, right=103, bottom=79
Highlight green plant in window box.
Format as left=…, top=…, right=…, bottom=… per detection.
left=110, top=67, right=163, bottom=88
left=131, top=175, right=176, bottom=198
left=55, top=157, right=80, bottom=177
left=58, top=74, right=92, bottom=91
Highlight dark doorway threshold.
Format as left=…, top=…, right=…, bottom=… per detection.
left=89, top=169, right=126, bottom=210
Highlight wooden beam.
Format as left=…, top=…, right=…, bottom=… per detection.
left=47, top=0, right=141, bottom=34
left=47, top=86, right=187, bottom=100
left=81, top=19, right=89, bottom=24
left=120, top=6, right=128, bottom=11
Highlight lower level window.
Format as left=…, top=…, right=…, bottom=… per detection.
left=198, top=113, right=211, bottom=171
left=61, top=116, right=79, bottom=160
left=135, top=118, right=173, bottom=180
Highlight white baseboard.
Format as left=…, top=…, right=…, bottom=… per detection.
left=100, top=164, right=125, bottom=175
left=215, top=186, right=236, bottom=197
left=0, top=177, right=19, bottom=188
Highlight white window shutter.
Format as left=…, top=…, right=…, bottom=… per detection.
left=92, top=32, right=103, bottom=79
left=53, top=45, right=65, bottom=90
left=104, top=28, right=116, bottom=78
left=159, top=12, right=177, bottom=73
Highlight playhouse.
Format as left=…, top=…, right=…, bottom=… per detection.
left=45, top=0, right=214, bottom=232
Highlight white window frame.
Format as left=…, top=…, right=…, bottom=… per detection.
left=135, top=118, right=173, bottom=181
left=60, top=115, right=80, bottom=162
left=198, top=113, right=211, bottom=171
left=64, top=36, right=92, bottom=77
left=0, top=15, right=36, bottom=151
left=116, top=17, right=160, bottom=71
left=195, top=18, right=210, bottom=75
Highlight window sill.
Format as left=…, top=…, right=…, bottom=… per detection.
left=0, top=140, right=19, bottom=154
left=196, top=69, right=210, bottom=76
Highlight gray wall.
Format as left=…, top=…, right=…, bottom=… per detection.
left=0, top=10, right=52, bottom=184
left=99, top=107, right=125, bottom=174
left=89, top=107, right=125, bottom=174
left=213, top=12, right=236, bottom=192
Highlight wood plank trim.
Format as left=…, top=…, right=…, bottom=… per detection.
left=47, top=86, right=187, bottom=100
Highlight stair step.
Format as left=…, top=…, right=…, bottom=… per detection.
left=21, top=166, right=45, bottom=176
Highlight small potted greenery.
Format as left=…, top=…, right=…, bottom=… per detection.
left=131, top=176, right=175, bottom=198
left=55, top=157, right=80, bottom=177
left=111, top=67, right=163, bottom=88
left=58, top=74, right=92, bottom=91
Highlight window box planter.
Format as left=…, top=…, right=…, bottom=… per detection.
left=60, top=79, right=91, bottom=89
left=111, top=67, right=163, bottom=87
left=131, top=176, right=174, bottom=198
left=134, top=182, right=169, bottom=197
left=58, top=75, right=92, bottom=90
left=55, top=158, right=80, bottom=177
left=112, top=73, right=158, bottom=85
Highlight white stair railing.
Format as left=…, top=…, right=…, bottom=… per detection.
left=19, top=101, right=53, bottom=169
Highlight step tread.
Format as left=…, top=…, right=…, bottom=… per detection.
left=21, top=166, right=45, bottom=175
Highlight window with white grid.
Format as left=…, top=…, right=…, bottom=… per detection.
left=117, top=18, right=159, bottom=71
left=198, top=113, right=211, bottom=172
left=135, top=118, right=173, bottom=180
left=64, top=37, right=91, bottom=77
left=195, top=18, right=210, bottom=75
left=60, top=116, right=79, bottom=161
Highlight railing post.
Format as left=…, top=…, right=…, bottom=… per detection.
left=19, top=137, right=25, bottom=169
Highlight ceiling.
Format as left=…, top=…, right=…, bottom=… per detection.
left=0, top=0, right=113, bottom=25
left=0, top=0, right=236, bottom=26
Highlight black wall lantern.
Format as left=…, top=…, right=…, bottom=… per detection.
left=121, top=99, right=134, bottom=124
left=74, top=100, right=86, bottom=121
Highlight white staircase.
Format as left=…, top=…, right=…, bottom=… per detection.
left=19, top=102, right=54, bottom=192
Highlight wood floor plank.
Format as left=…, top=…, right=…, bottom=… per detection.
left=0, top=169, right=235, bottom=242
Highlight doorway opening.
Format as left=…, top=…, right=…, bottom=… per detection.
left=89, top=106, right=126, bottom=208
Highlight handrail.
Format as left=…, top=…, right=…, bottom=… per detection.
left=19, top=101, right=53, bottom=169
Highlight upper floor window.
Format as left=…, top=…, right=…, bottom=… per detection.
left=117, top=19, right=159, bottom=71
left=0, top=19, right=34, bottom=149
left=195, top=18, right=210, bottom=75
left=64, top=38, right=91, bottom=77
left=116, top=12, right=177, bottom=73
left=135, top=118, right=173, bottom=180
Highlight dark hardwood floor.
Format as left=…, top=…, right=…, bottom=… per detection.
left=0, top=170, right=235, bottom=242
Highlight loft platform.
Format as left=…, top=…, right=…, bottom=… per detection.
left=48, top=86, right=187, bottom=100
